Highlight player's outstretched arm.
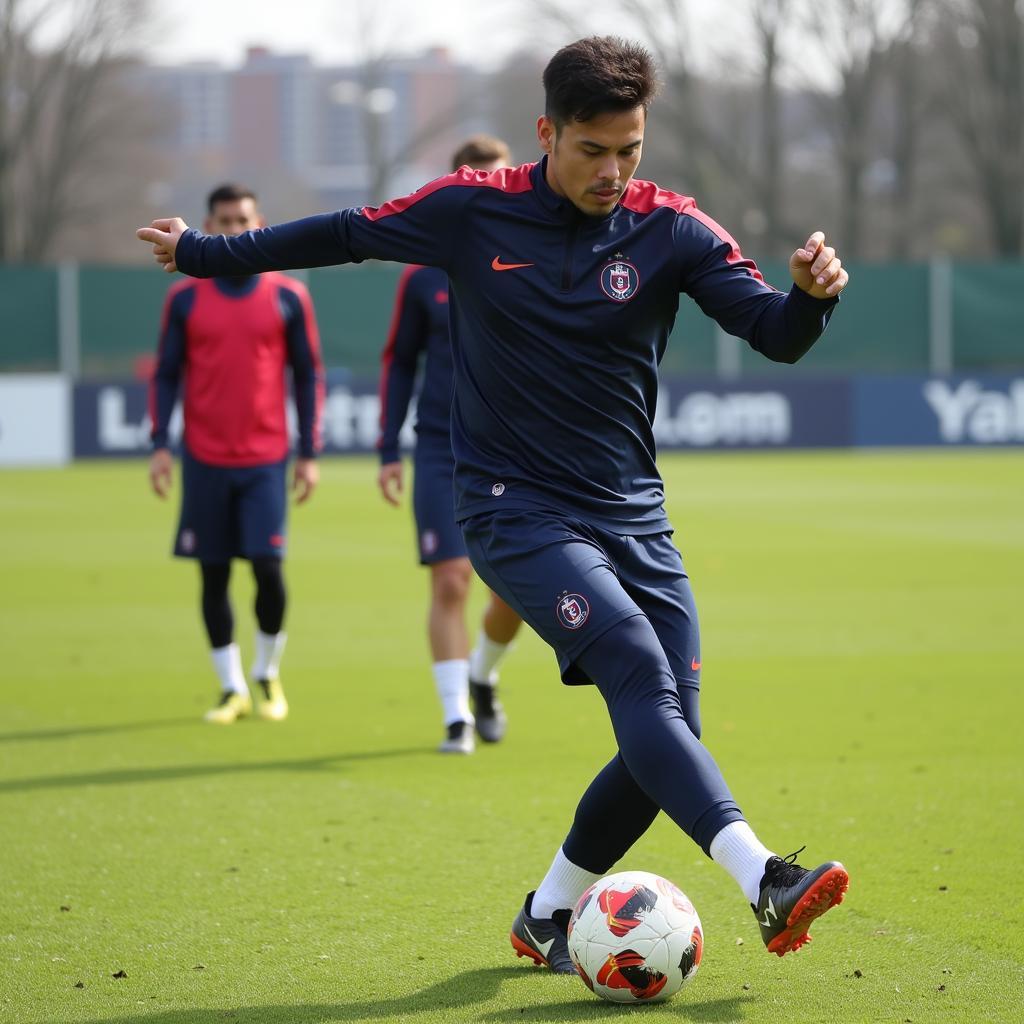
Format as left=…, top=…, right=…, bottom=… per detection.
left=137, top=210, right=428, bottom=278
left=789, top=232, right=848, bottom=299
left=137, top=172, right=477, bottom=278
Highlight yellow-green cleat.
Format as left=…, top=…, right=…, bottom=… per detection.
left=203, top=690, right=252, bottom=724
left=256, top=677, right=289, bottom=721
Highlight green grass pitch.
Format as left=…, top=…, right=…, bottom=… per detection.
left=2, top=452, right=1022, bottom=1024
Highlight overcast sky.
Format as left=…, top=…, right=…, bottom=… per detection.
left=145, top=0, right=746, bottom=71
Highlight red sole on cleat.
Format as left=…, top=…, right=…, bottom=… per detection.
left=510, top=931, right=548, bottom=968
left=767, top=865, right=850, bottom=957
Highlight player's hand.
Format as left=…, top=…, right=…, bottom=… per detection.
left=293, top=458, right=319, bottom=504
left=136, top=217, right=189, bottom=274
left=789, top=231, right=848, bottom=299
left=378, top=461, right=403, bottom=506
left=149, top=448, right=173, bottom=498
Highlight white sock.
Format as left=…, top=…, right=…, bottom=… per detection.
left=210, top=643, right=248, bottom=696
left=252, top=630, right=287, bottom=680
left=709, top=821, right=776, bottom=904
left=468, top=630, right=511, bottom=685
left=432, top=659, right=472, bottom=726
left=531, top=847, right=603, bottom=919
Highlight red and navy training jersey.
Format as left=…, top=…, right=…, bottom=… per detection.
left=149, top=273, right=324, bottom=466
left=377, top=264, right=452, bottom=463
left=174, top=158, right=838, bottom=532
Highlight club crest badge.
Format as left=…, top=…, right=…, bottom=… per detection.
left=600, top=260, right=640, bottom=302
left=556, top=592, right=590, bottom=630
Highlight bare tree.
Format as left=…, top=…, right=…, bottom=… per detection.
left=797, top=0, right=923, bottom=259
left=334, top=0, right=488, bottom=205
left=618, top=0, right=717, bottom=196
left=877, top=0, right=931, bottom=258
left=0, top=0, right=157, bottom=263
left=935, top=0, right=1023, bottom=256
left=749, top=0, right=794, bottom=253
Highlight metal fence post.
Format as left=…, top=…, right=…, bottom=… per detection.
left=715, top=324, right=742, bottom=380
left=57, top=262, right=81, bottom=379
left=928, top=255, right=953, bottom=376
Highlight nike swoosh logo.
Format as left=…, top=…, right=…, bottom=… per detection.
left=523, top=923, right=555, bottom=960
left=491, top=256, right=534, bottom=271
left=691, top=657, right=701, bottom=671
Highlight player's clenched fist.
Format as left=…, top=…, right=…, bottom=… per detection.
left=136, top=217, right=190, bottom=274
left=789, top=231, right=848, bottom=300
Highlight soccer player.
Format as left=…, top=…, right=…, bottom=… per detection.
left=378, top=135, right=524, bottom=755
left=148, top=183, right=324, bottom=724
left=139, top=37, right=851, bottom=962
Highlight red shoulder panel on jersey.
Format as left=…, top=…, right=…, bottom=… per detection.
left=270, top=271, right=310, bottom=296
left=360, top=163, right=536, bottom=223
left=620, top=178, right=698, bottom=218
left=621, top=179, right=766, bottom=284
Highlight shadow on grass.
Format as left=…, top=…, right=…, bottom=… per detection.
left=0, top=747, right=430, bottom=795
left=0, top=717, right=196, bottom=744
left=76, top=966, right=748, bottom=1023
left=478, top=993, right=748, bottom=1023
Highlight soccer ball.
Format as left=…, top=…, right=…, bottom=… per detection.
left=567, top=870, right=703, bottom=1003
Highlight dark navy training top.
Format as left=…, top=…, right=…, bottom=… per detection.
left=175, top=158, right=837, bottom=532
left=377, top=264, right=452, bottom=464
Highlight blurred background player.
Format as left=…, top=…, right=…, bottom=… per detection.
left=377, top=135, right=523, bottom=755
left=148, top=183, right=325, bottom=724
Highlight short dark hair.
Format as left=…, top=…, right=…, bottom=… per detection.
left=206, top=183, right=257, bottom=214
left=451, top=134, right=512, bottom=171
left=543, top=37, right=658, bottom=128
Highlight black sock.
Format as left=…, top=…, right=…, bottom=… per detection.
left=200, top=562, right=232, bottom=648
left=251, top=556, right=286, bottom=635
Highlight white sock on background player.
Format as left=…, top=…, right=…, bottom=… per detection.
left=211, top=643, right=248, bottom=696
left=709, top=820, right=776, bottom=904
left=468, top=630, right=511, bottom=685
left=531, top=846, right=603, bottom=919
left=432, top=659, right=473, bottom=726
left=252, top=630, right=287, bottom=680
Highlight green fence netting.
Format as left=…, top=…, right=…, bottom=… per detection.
left=0, top=260, right=1019, bottom=377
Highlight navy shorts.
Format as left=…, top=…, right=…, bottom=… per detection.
left=462, top=509, right=700, bottom=688
left=174, top=449, right=288, bottom=563
left=412, top=443, right=467, bottom=565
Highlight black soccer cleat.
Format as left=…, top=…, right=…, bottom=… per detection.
left=753, top=849, right=849, bottom=956
left=470, top=681, right=507, bottom=743
left=438, top=720, right=474, bottom=755
left=510, top=892, right=576, bottom=974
